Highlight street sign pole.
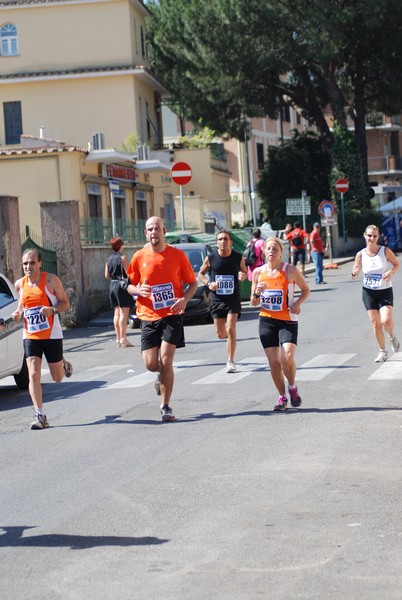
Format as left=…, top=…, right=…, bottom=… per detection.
left=170, top=162, right=192, bottom=231
left=335, top=179, right=349, bottom=244
left=341, top=192, right=347, bottom=243
left=180, top=185, right=185, bottom=230
left=301, top=190, right=307, bottom=231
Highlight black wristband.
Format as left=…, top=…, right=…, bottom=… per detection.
left=252, top=292, right=260, bottom=298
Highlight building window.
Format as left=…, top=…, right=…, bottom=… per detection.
left=1, top=23, right=18, bottom=56
left=281, top=104, right=290, bottom=123
left=140, top=26, right=145, bottom=58
left=3, top=101, right=22, bottom=144
left=136, top=190, right=147, bottom=221
left=256, top=142, right=265, bottom=171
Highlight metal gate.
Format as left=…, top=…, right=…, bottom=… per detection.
left=21, top=226, right=57, bottom=275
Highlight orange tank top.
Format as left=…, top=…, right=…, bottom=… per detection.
left=258, top=262, right=297, bottom=321
left=21, top=272, right=59, bottom=339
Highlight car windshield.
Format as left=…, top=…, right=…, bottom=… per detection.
left=0, top=278, right=15, bottom=309
left=184, top=249, right=204, bottom=273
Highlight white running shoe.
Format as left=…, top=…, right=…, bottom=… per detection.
left=374, top=350, right=388, bottom=363
left=226, top=360, right=237, bottom=373
left=390, top=335, right=400, bottom=353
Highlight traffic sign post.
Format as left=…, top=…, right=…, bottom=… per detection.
left=171, top=162, right=192, bottom=230
left=335, top=178, right=349, bottom=244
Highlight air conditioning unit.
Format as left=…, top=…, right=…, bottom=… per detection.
left=136, top=144, right=150, bottom=160
left=92, top=132, right=105, bottom=150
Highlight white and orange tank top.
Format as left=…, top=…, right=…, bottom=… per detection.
left=258, top=262, right=297, bottom=321
left=21, top=272, right=63, bottom=339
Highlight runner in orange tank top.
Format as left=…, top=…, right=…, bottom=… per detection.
left=250, top=237, right=310, bottom=412
left=12, top=248, right=73, bottom=430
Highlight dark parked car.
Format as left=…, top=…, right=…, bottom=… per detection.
left=128, top=242, right=212, bottom=328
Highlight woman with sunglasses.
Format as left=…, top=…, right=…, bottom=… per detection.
left=351, top=224, right=400, bottom=362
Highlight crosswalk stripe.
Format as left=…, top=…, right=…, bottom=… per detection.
left=296, top=354, right=356, bottom=381
left=107, top=359, right=208, bottom=389
left=368, top=356, right=402, bottom=380
left=193, top=356, right=267, bottom=385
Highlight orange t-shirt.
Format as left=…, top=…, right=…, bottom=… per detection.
left=126, top=245, right=196, bottom=321
left=258, top=263, right=297, bottom=321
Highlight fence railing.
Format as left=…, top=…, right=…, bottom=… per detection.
left=80, top=218, right=176, bottom=245
left=368, top=155, right=402, bottom=172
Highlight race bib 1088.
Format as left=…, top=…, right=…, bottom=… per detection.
left=215, top=275, right=234, bottom=295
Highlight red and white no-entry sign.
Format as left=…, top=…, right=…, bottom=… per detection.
left=335, top=178, right=349, bottom=193
left=170, top=161, right=192, bottom=186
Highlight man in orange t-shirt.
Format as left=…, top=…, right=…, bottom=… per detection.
left=127, top=216, right=197, bottom=421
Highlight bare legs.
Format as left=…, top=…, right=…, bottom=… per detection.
left=26, top=356, right=64, bottom=412
left=142, top=341, right=176, bottom=406
left=264, top=343, right=297, bottom=395
left=113, top=306, right=131, bottom=345
left=214, top=312, right=239, bottom=361
left=367, top=306, right=395, bottom=350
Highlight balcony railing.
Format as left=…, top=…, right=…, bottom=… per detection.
left=368, top=155, right=402, bottom=173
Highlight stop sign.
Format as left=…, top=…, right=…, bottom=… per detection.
left=170, top=162, right=192, bottom=186
left=335, top=178, right=349, bottom=193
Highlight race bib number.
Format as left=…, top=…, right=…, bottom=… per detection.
left=24, top=306, right=51, bottom=333
left=363, top=273, right=382, bottom=288
left=151, top=283, right=175, bottom=310
left=215, top=275, right=234, bottom=295
left=260, top=289, right=284, bottom=312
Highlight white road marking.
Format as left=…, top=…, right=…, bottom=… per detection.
left=368, top=355, right=402, bottom=380
left=107, top=360, right=208, bottom=389
left=296, top=354, right=356, bottom=381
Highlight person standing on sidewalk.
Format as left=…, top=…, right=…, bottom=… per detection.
left=11, top=248, right=73, bottom=430
left=250, top=237, right=310, bottom=411
left=310, top=222, right=326, bottom=284
left=351, top=224, right=400, bottom=363
left=105, top=237, right=135, bottom=348
left=126, top=216, right=197, bottom=421
left=198, top=229, right=247, bottom=374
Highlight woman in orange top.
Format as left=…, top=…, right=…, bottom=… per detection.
left=250, top=237, right=310, bottom=411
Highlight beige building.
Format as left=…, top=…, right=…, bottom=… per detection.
left=0, top=0, right=232, bottom=239
left=0, top=0, right=165, bottom=151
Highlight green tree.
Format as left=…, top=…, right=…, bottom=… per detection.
left=147, top=0, right=402, bottom=202
left=256, top=130, right=331, bottom=229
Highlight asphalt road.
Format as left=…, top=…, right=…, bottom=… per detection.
left=1, top=260, right=402, bottom=600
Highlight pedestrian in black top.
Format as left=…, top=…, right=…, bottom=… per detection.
left=104, top=237, right=135, bottom=347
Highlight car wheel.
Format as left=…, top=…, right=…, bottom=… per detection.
left=14, top=358, right=29, bottom=390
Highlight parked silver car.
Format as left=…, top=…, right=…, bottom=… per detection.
left=0, top=272, right=29, bottom=389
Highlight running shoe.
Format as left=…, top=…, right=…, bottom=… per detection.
left=63, top=358, right=73, bottom=378
left=31, top=413, right=49, bottom=430
left=374, top=350, right=388, bottom=363
left=390, top=335, right=400, bottom=353
left=160, top=404, right=176, bottom=422
left=226, top=360, right=237, bottom=373
left=289, top=386, right=302, bottom=408
left=273, top=396, right=288, bottom=412
left=154, top=373, right=161, bottom=396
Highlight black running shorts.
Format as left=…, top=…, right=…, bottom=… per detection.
left=259, top=315, right=298, bottom=348
left=140, top=315, right=185, bottom=351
